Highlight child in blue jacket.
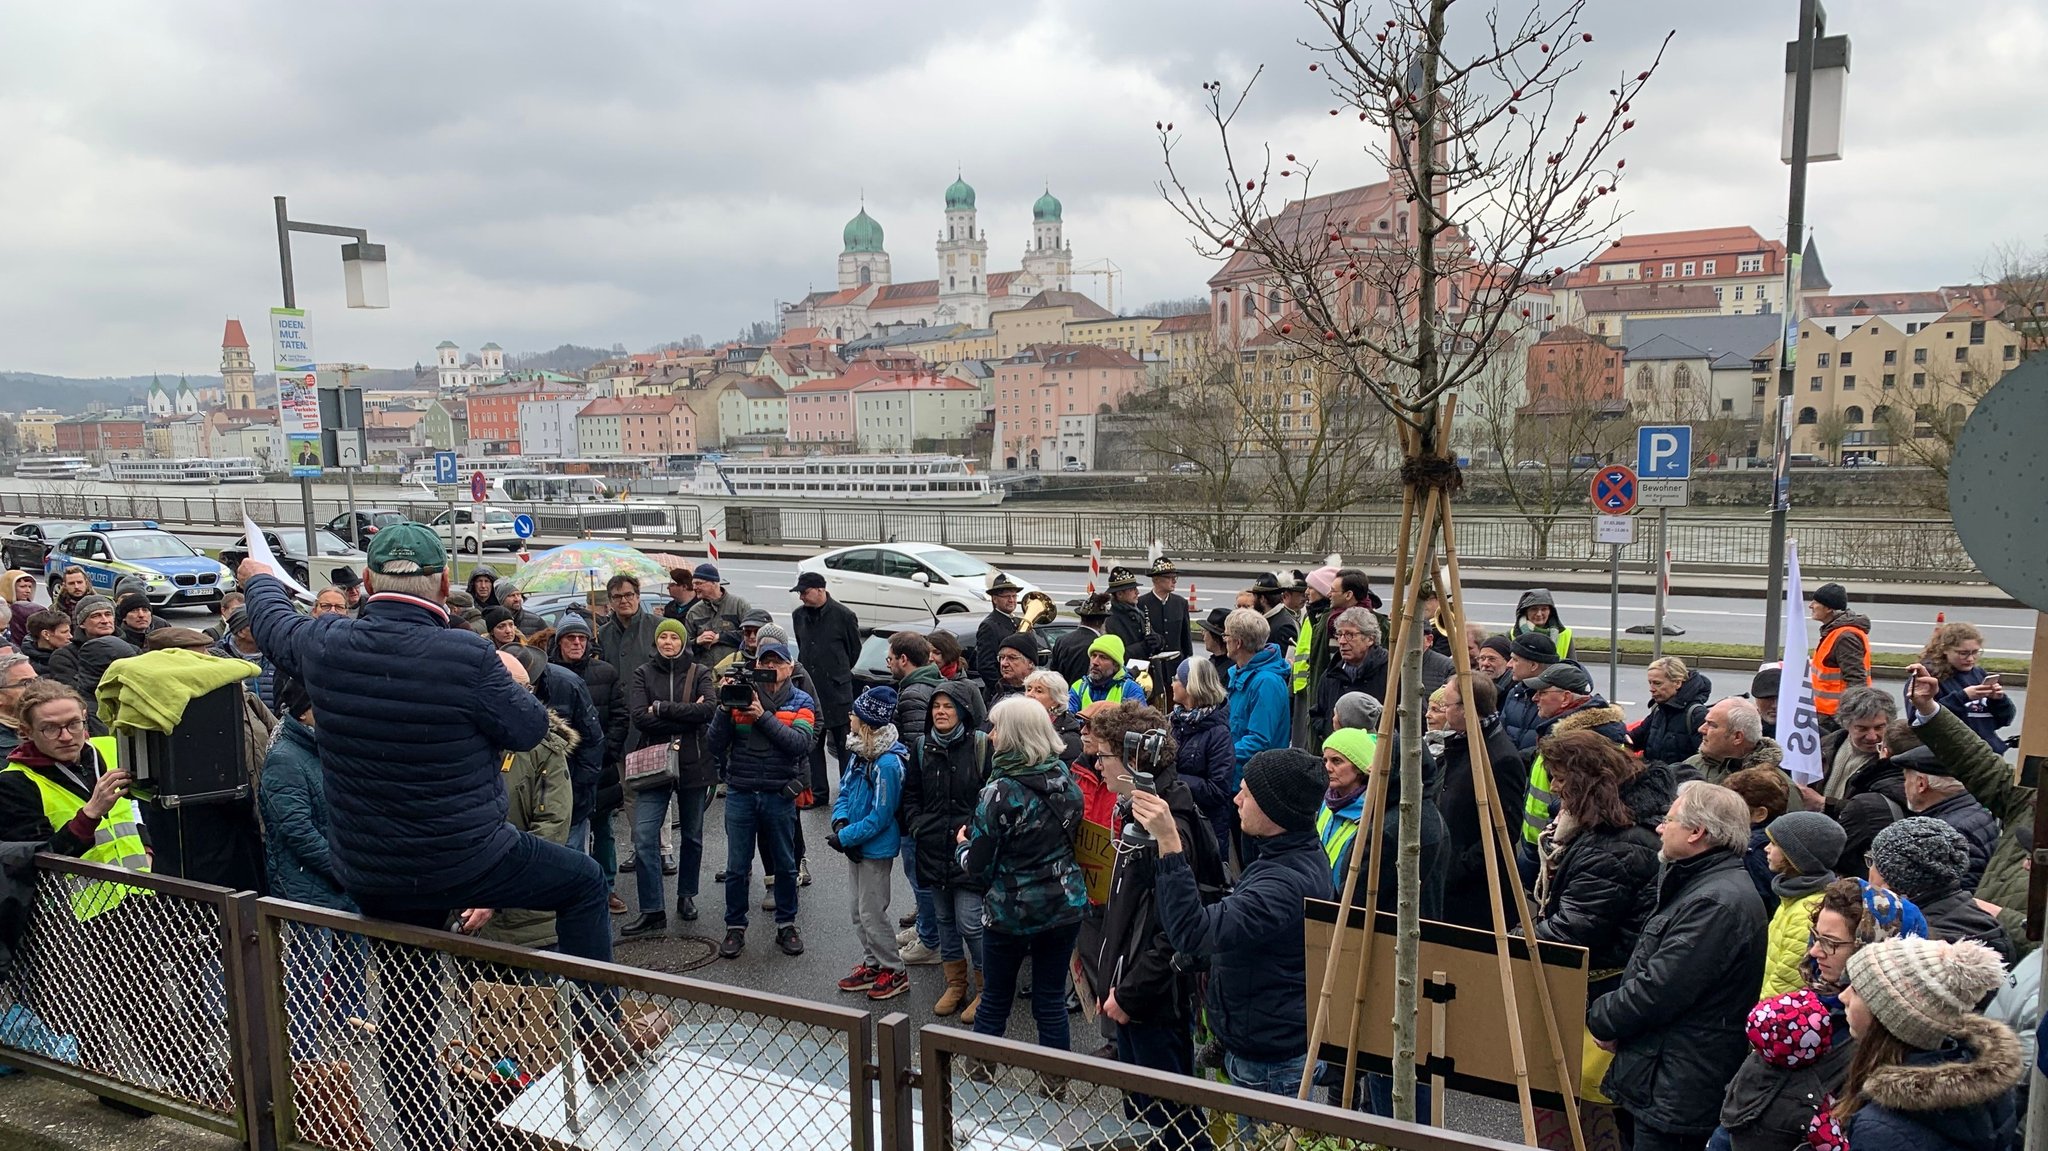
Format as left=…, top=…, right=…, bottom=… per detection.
left=832, top=686, right=910, bottom=1000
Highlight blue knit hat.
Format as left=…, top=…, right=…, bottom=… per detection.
left=853, top=686, right=897, bottom=729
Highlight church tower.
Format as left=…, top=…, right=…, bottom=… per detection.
left=837, top=206, right=891, bottom=291
left=935, top=174, right=988, bottom=326
left=220, top=318, right=257, bottom=410
left=1020, top=187, right=1072, bottom=294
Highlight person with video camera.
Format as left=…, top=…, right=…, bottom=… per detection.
left=1091, top=701, right=1226, bottom=1139
left=710, top=638, right=816, bottom=960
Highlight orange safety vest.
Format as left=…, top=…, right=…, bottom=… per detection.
left=1811, top=623, right=1870, bottom=717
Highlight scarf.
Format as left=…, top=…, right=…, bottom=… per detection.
left=928, top=718, right=970, bottom=749
left=1531, top=809, right=1582, bottom=913
left=1171, top=704, right=1219, bottom=728
left=993, top=744, right=1037, bottom=779
left=853, top=723, right=899, bottom=765
left=1325, top=779, right=1366, bottom=809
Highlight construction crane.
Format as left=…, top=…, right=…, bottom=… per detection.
left=1071, top=259, right=1123, bottom=313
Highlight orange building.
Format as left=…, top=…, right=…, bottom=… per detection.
left=467, top=381, right=581, bottom=454
left=991, top=343, right=1145, bottom=469
left=1523, top=325, right=1623, bottom=407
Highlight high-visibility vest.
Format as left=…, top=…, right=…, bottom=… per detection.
left=4, top=737, right=149, bottom=920
left=1811, top=624, right=1870, bottom=717
left=1291, top=616, right=1314, bottom=694
left=1316, top=805, right=1360, bottom=888
left=1070, top=676, right=1134, bottom=710
left=1522, top=755, right=1554, bottom=846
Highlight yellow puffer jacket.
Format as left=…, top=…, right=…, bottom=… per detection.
left=1758, top=888, right=1824, bottom=1000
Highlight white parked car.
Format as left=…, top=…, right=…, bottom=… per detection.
left=796, top=543, right=1036, bottom=619
left=427, top=505, right=523, bottom=554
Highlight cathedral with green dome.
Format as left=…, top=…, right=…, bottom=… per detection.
left=795, top=175, right=1076, bottom=340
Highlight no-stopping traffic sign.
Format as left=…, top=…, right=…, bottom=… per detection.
left=1590, top=465, right=1638, bottom=514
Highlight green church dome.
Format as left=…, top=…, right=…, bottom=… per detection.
left=944, top=175, right=976, bottom=211
left=1032, top=188, right=1062, bottom=222
left=842, top=208, right=885, bottom=254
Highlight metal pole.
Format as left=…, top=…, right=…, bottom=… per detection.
left=1763, top=0, right=1820, bottom=658
left=1653, top=506, right=1669, bottom=659
left=1608, top=543, right=1621, bottom=700
left=275, top=195, right=321, bottom=565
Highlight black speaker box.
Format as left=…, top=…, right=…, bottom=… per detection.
left=118, top=683, right=250, bottom=807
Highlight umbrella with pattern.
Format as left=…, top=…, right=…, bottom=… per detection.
left=509, top=542, right=672, bottom=596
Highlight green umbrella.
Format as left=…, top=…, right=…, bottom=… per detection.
left=510, top=542, right=672, bottom=596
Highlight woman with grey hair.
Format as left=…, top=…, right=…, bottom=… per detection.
left=1312, top=606, right=1389, bottom=747
left=1021, top=667, right=1084, bottom=763
left=1631, top=655, right=1712, bottom=766
left=1170, top=656, right=1235, bottom=856
left=957, top=697, right=1088, bottom=1051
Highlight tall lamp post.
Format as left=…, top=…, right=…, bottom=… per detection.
left=1761, top=1, right=1848, bottom=657
left=272, top=195, right=387, bottom=557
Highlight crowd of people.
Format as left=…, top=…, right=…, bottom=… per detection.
left=1, top=535, right=2039, bottom=1151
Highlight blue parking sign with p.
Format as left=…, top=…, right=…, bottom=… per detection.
left=1638, top=425, right=1692, bottom=479
left=433, top=451, right=458, bottom=485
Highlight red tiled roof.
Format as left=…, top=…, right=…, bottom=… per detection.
left=817, top=287, right=868, bottom=308
left=1152, top=312, right=1210, bottom=334
left=578, top=396, right=680, bottom=418
left=1010, top=343, right=1145, bottom=369
left=1208, top=180, right=1401, bottom=287
left=874, top=280, right=941, bottom=304
left=222, top=318, right=249, bottom=349
left=1804, top=291, right=1961, bottom=318
left=988, top=271, right=1022, bottom=294
left=854, top=374, right=978, bottom=393
left=1593, top=227, right=1775, bottom=262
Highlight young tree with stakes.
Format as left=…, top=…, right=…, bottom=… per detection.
left=1159, top=0, right=1666, bottom=1135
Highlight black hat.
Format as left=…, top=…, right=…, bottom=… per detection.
left=1106, top=566, right=1139, bottom=592
left=115, top=592, right=150, bottom=618
left=1750, top=665, right=1783, bottom=700
left=1480, top=634, right=1513, bottom=659
left=1242, top=749, right=1327, bottom=834
left=988, top=572, right=1024, bottom=595
left=1198, top=607, right=1232, bottom=639
left=1278, top=570, right=1308, bottom=593
left=790, top=571, right=827, bottom=593
left=1076, top=593, right=1111, bottom=621
left=1509, top=631, right=1559, bottom=664
left=1147, top=557, right=1177, bottom=577
left=1520, top=662, right=1593, bottom=694
left=998, top=631, right=1041, bottom=659
left=508, top=643, right=548, bottom=684
left=1248, top=572, right=1281, bottom=595
left=483, top=607, right=515, bottom=631
left=329, top=566, right=361, bottom=589
left=1805, top=582, right=1849, bottom=611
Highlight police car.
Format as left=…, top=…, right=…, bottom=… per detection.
left=44, top=521, right=233, bottom=608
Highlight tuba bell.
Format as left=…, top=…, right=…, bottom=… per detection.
left=1017, top=590, right=1058, bottom=632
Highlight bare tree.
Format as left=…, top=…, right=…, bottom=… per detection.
left=1985, top=239, right=2048, bottom=356
left=1131, top=295, right=1211, bottom=317
left=1160, top=0, right=1666, bottom=1121
left=1475, top=331, right=1632, bottom=554
left=1876, top=353, right=2002, bottom=478
left=1810, top=404, right=1849, bottom=461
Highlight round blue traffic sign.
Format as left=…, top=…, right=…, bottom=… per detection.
left=1590, top=465, right=1638, bottom=514
left=512, top=514, right=535, bottom=540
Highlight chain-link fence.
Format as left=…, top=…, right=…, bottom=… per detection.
left=0, top=855, right=254, bottom=1139
left=915, top=1024, right=1530, bottom=1151
left=256, top=899, right=873, bottom=1151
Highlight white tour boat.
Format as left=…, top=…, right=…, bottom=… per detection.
left=104, top=458, right=214, bottom=485
left=13, top=456, right=95, bottom=481
left=686, top=454, right=1005, bottom=506
left=209, top=457, right=265, bottom=483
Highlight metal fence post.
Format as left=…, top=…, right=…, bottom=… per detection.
left=848, top=1012, right=876, bottom=1151
left=875, top=1013, right=915, bottom=1151
left=223, top=892, right=281, bottom=1151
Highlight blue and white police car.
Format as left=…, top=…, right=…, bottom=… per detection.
left=44, top=521, right=232, bottom=608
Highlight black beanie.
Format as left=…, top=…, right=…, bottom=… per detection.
left=1243, top=748, right=1326, bottom=834
left=116, top=592, right=150, bottom=618
left=482, top=607, right=515, bottom=632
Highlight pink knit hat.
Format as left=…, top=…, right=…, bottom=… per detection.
left=1306, top=566, right=1338, bottom=596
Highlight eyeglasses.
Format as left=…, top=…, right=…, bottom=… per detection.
left=608, top=591, right=638, bottom=602
left=1810, top=933, right=1855, bottom=956
left=33, top=719, right=86, bottom=739
left=1334, top=629, right=1367, bottom=639
left=312, top=602, right=349, bottom=615
left=1952, top=648, right=1982, bottom=658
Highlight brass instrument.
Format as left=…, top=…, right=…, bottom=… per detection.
left=1017, top=590, right=1058, bottom=632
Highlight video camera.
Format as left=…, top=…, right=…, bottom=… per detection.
left=718, top=654, right=779, bottom=709
left=1121, top=728, right=1169, bottom=843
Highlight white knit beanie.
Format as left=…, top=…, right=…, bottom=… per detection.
left=1845, top=936, right=2006, bottom=1049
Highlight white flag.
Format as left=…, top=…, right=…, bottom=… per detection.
left=1776, top=540, right=1824, bottom=784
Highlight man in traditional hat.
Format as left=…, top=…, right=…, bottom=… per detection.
left=1104, top=566, right=1153, bottom=667
left=328, top=566, right=364, bottom=613
left=1247, top=572, right=1300, bottom=655
left=1052, top=593, right=1110, bottom=686
left=1137, top=558, right=1191, bottom=683
left=972, top=572, right=1025, bottom=690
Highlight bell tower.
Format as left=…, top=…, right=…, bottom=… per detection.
left=221, top=318, right=257, bottom=410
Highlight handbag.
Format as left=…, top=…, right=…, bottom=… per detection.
left=622, top=740, right=676, bottom=791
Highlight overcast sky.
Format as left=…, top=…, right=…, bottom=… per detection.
left=3, top=0, right=2043, bottom=378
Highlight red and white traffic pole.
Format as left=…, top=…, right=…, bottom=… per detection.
left=707, top=527, right=720, bottom=564
left=1087, top=538, right=1101, bottom=595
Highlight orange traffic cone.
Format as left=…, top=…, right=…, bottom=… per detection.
left=1186, top=582, right=1198, bottom=607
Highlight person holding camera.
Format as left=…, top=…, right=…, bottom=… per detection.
left=711, top=639, right=816, bottom=960
left=1091, top=701, right=1226, bottom=1144
left=831, top=686, right=910, bottom=1002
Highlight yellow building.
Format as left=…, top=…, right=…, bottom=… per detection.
left=1062, top=315, right=1160, bottom=356
left=991, top=290, right=1114, bottom=358
left=16, top=408, right=59, bottom=452
left=1147, top=313, right=1214, bottom=392
left=1786, top=300, right=2023, bottom=462
left=895, top=325, right=998, bottom=364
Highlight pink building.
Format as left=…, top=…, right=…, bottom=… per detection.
left=992, top=343, right=1145, bottom=469
left=788, top=356, right=923, bottom=444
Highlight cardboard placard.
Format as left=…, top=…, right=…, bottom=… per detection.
left=1304, top=900, right=1589, bottom=1109
left=1074, top=819, right=1114, bottom=905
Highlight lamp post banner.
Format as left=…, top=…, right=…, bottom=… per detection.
left=1776, top=539, right=1823, bottom=784
left=269, top=307, right=321, bottom=438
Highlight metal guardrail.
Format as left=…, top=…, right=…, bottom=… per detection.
left=0, top=855, right=1526, bottom=1151
left=0, top=487, right=1974, bottom=579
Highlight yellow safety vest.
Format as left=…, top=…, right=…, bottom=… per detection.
left=1291, top=615, right=1314, bottom=694
left=1521, top=755, right=1554, bottom=846
left=4, top=736, right=150, bottom=921
left=1070, top=676, right=1134, bottom=710
left=1315, top=804, right=1360, bottom=889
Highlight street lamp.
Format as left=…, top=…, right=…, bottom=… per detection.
left=1761, top=0, right=1849, bottom=659
left=273, top=195, right=387, bottom=564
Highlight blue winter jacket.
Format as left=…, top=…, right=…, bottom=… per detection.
left=258, top=717, right=355, bottom=912
left=1935, top=665, right=2017, bottom=751
left=833, top=739, right=906, bottom=861
left=244, top=575, right=550, bottom=895
left=532, top=663, right=606, bottom=825
left=1155, top=830, right=1329, bottom=1061
left=709, top=679, right=817, bottom=793
left=1227, top=643, right=1292, bottom=782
